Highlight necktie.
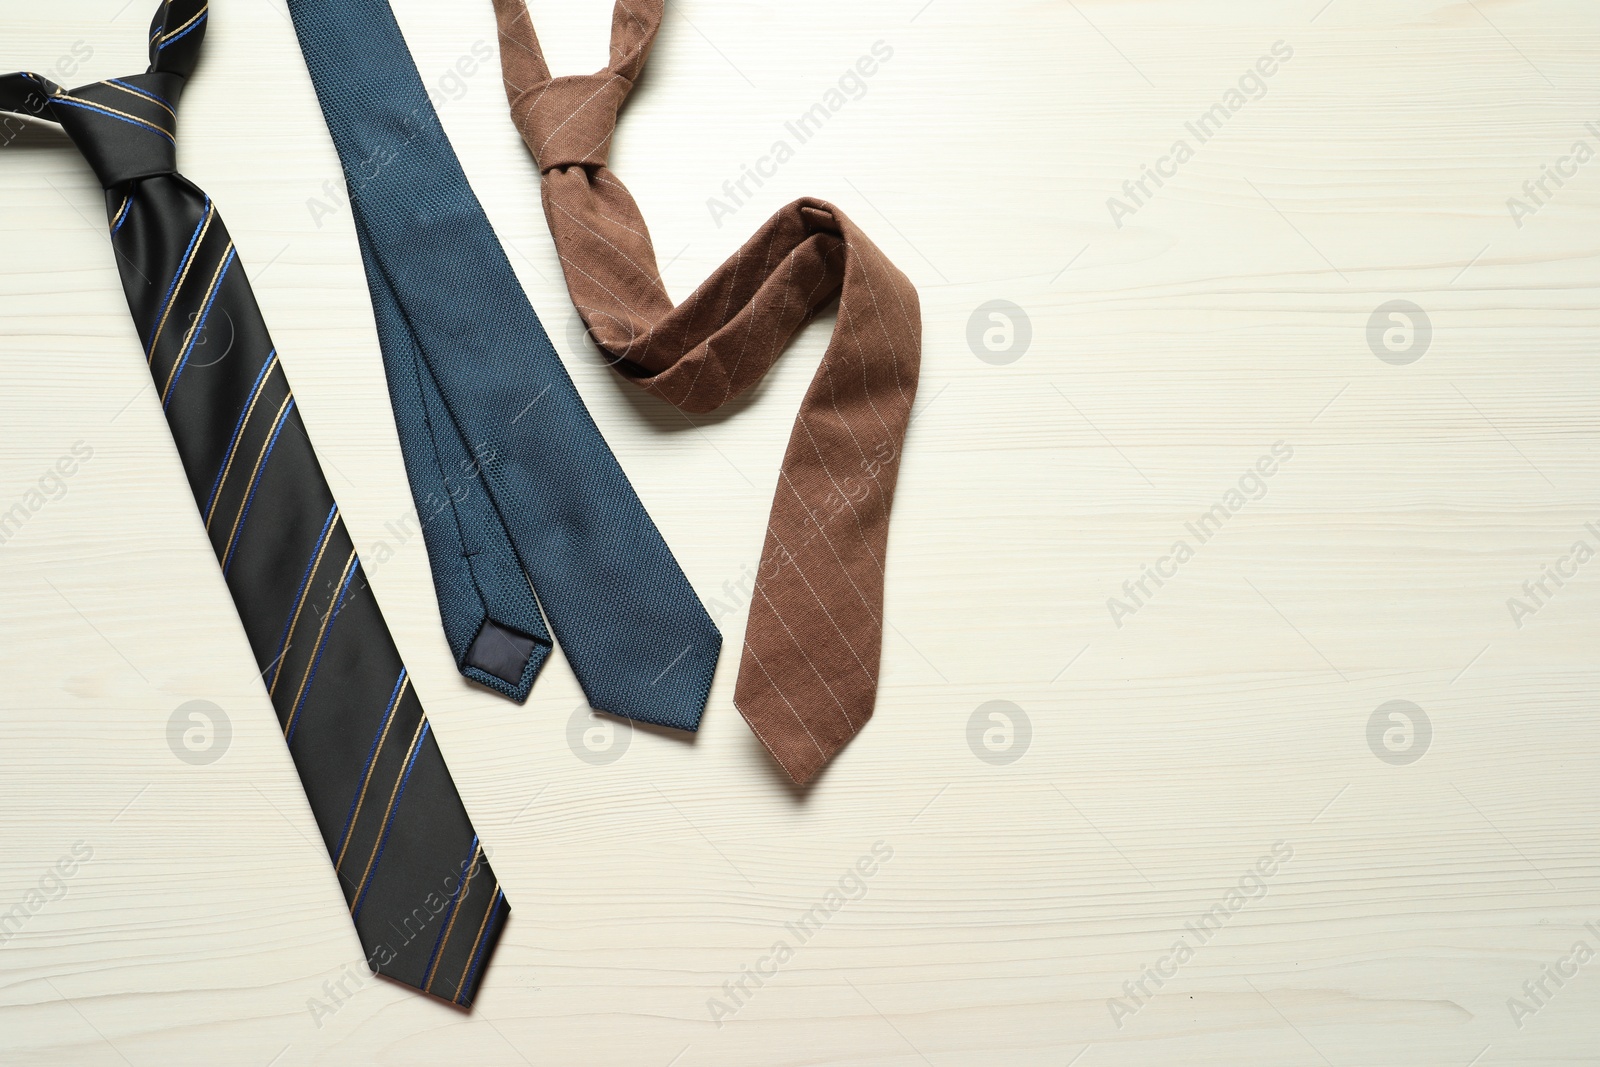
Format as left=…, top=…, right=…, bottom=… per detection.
left=284, top=0, right=721, bottom=732
left=0, top=0, right=508, bottom=1007
left=490, top=0, right=923, bottom=785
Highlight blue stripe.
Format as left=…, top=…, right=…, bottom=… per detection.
left=49, top=98, right=173, bottom=144
left=157, top=11, right=207, bottom=50
left=203, top=351, right=277, bottom=518
left=420, top=835, right=478, bottom=989
left=265, top=500, right=336, bottom=691
left=110, top=197, right=132, bottom=235
left=351, top=721, right=431, bottom=920
left=162, top=246, right=236, bottom=410
left=283, top=552, right=359, bottom=744
left=149, top=198, right=211, bottom=353
left=108, top=78, right=171, bottom=108
left=332, top=669, right=408, bottom=859
left=221, top=396, right=295, bottom=575
left=458, top=889, right=505, bottom=1003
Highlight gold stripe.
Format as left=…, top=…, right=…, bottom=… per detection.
left=161, top=240, right=234, bottom=401
left=268, top=506, right=340, bottom=696
left=453, top=882, right=501, bottom=1001
left=282, top=548, right=356, bottom=738
left=160, top=4, right=208, bottom=43
left=219, top=393, right=293, bottom=568
left=205, top=353, right=279, bottom=529
left=348, top=716, right=430, bottom=913
left=147, top=205, right=215, bottom=363
left=55, top=92, right=171, bottom=140
left=333, top=674, right=409, bottom=870
left=425, top=848, right=482, bottom=992
left=101, top=80, right=176, bottom=120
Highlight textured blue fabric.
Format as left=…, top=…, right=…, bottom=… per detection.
left=286, top=0, right=720, bottom=730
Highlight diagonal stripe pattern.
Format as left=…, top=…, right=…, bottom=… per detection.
left=0, top=0, right=509, bottom=1006
left=490, top=0, right=923, bottom=784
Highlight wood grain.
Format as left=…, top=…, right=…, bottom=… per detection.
left=2, top=0, right=1598, bottom=1063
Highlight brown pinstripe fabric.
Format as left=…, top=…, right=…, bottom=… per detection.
left=491, top=0, right=921, bottom=784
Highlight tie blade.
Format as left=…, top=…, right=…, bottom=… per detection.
left=488, top=1, right=922, bottom=778
left=287, top=0, right=723, bottom=727
left=574, top=618, right=722, bottom=733
left=275, top=564, right=512, bottom=1008
left=734, top=639, right=872, bottom=787
left=353, top=239, right=557, bottom=706
left=346, top=821, right=512, bottom=1008
left=107, top=156, right=513, bottom=1012
left=30, top=0, right=516, bottom=1010
left=732, top=514, right=889, bottom=784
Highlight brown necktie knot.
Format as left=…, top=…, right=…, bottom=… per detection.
left=513, top=73, right=628, bottom=172
left=493, top=0, right=922, bottom=786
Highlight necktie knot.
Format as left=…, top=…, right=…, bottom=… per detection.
left=0, top=1, right=206, bottom=189
left=512, top=73, right=630, bottom=172
left=49, top=72, right=186, bottom=188
left=492, top=0, right=924, bottom=784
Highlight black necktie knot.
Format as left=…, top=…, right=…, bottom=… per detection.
left=49, top=73, right=186, bottom=188
left=0, top=1, right=207, bottom=189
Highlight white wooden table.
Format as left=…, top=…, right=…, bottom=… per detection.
left=2, top=0, right=1598, bottom=1063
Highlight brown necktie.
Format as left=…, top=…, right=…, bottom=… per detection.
left=491, top=0, right=921, bottom=785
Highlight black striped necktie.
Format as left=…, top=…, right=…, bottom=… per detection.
left=0, top=0, right=509, bottom=1006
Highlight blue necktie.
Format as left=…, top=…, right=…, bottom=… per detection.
left=285, top=0, right=721, bottom=730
